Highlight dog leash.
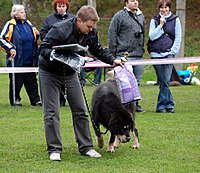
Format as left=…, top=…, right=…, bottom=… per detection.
left=78, top=73, right=109, bottom=135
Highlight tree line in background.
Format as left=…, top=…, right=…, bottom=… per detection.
left=1, top=0, right=199, bottom=35
left=0, top=0, right=199, bottom=60
left=0, top=0, right=88, bottom=31
left=0, top=0, right=177, bottom=31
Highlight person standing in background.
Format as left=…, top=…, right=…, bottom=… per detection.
left=0, top=4, right=42, bottom=106
left=108, top=0, right=146, bottom=113
left=40, top=0, right=75, bottom=106
left=148, top=0, right=182, bottom=113
left=80, top=50, right=103, bottom=86
left=40, top=0, right=75, bottom=40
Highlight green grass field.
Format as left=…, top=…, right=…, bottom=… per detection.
left=0, top=1, right=199, bottom=171
left=0, top=67, right=199, bottom=172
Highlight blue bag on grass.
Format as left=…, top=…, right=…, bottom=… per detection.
left=177, top=70, right=193, bottom=85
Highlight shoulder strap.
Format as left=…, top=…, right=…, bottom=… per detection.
left=126, top=9, right=144, bottom=33
left=153, top=16, right=160, bottom=26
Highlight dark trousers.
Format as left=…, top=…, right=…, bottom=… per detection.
left=9, top=72, right=40, bottom=106
left=59, top=87, right=66, bottom=106
left=39, top=69, right=93, bottom=155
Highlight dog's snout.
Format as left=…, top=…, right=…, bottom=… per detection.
left=126, top=136, right=131, bottom=142
left=118, top=135, right=131, bottom=143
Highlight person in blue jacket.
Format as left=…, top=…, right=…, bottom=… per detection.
left=148, top=0, right=182, bottom=113
left=0, top=4, right=42, bottom=106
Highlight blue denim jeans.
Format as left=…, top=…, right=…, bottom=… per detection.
left=80, top=68, right=88, bottom=85
left=93, top=67, right=103, bottom=84
left=152, top=55, right=174, bottom=111
left=116, top=56, right=143, bottom=86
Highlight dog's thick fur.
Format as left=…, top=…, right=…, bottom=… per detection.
left=91, top=81, right=140, bottom=153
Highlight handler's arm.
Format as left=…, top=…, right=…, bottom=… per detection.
left=89, top=34, right=123, bottom=68
left=88, top=30, right=114, bottom=65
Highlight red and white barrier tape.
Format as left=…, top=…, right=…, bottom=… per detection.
left=125, top=57, right=200, bottom=66
left=0, top=67, right=39, bottom=73
left=0, top=57, right=200, bottom=73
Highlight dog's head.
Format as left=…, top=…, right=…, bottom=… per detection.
left=108, top=110, right=134, bottom=143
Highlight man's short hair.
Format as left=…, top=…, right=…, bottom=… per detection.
left=76, top=5, right=99, bottom=22
left=124, top=0, right=137, bottom=6
left=124, top=0, right=129, bottom=5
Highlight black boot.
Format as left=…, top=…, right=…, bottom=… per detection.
left=136, top=101, right=146, bottom=113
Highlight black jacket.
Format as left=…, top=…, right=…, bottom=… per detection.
left=40, top=11, right=75, bottom=41
left=39, top=17, right=114, bottom=75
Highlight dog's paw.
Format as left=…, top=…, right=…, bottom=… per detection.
left=107, top=144, right=115, bottom=153
left=97, top=135, right=104, bottom=148
left=114, top=138, right=120, bottom=148
left=132, top=143, right=140, bottom=149
left=132, top=131, right=140, bottom=149
left=106, top=148, right=115, bottom=153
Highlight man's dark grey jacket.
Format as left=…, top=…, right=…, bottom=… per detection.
left=39, top=17, right=114, bottom=76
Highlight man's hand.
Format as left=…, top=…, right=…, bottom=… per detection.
left=10, top=49, right=16, bottom=58
left=113, top=59, right=124, bottom=68
left=84, top=56, right=94, bottom=62
left=35, top=29, right=40, bottom=36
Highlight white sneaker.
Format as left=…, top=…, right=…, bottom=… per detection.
left=49, top=153, right=61, bottom=161
left=85, top=149, right=102, bottom=158
left=35, top=101, right=42, bottom=106
left=15, top=99, right=22, bottom=106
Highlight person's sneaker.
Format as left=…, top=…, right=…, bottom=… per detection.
left=136, top=105, right=146, bottom=113
left=85, top=149, right=102, bottom=158
left=35, top=101, right=42, bottom=106
left=154, top=82, right=159, bottom=86
left=15, top=99, right=22, bottom=106
left=156, top=109, right=166, bottom=113
left=166, top=108, right=175, bottom=113
left=93, top=83, right=99, bottom=86
left=49, top=153, right=61, bottom=161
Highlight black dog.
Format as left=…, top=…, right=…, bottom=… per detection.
left=91, top=81, right=140, bottom=153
